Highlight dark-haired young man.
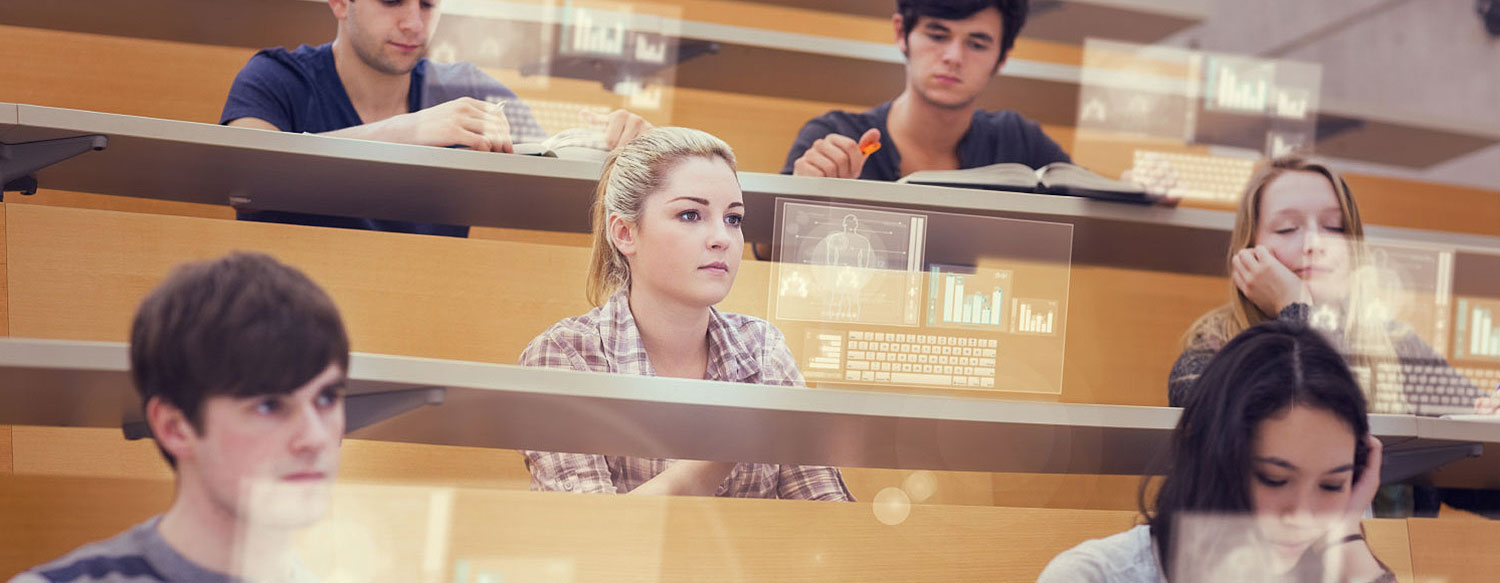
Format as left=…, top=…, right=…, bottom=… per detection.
left=11, top=253, right=350, bottom=583
left=784, top=0, right=1065, bottom=182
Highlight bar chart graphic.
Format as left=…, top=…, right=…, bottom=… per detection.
left=1013, top=298, right=1060, bottom=335
left=927, top=266, right=1012, bottom=330
left=1456, top=298, right=1500, bottom=360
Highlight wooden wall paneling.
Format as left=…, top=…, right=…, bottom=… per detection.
left=10, top=425, right=534, bottom=490
left=0, top=475, right=174, bottom=578
left=0, top=474, right=1139, bottom=582
left=0, top=25, right=250, bottom=123
left=1, top=202, right=7, bottom=337
left=0, top=426, right=11, bottom=475
left=1407, top=516, right=1500, bottom=583
left=7, top=203, right=1233, bottom=409
left=650, top=499, right=1138, bottom=582
left=9, top=189, right=236, bottom=221
left=838, top=467, right=998, bottom=507
left=11, top=426, right=173, bottom=481
left=7, top=23, right=1498, bottom=235
left=2, top=205, right=10, bottom=477
left=990, top=472, right=1158, bottom=512
left=5, top=203, right=596, bottom=363
left=1061, top=265, right=1226, bottom=407
left=7, top=203, right=1233, bottom=407
left=1361, top=518, right=1414, bottom=583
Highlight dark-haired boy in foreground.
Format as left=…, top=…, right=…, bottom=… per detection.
left=11, top=252, right=350, bottom=583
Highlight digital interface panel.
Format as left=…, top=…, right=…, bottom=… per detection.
left=770, top=200, right=1073, bottom=395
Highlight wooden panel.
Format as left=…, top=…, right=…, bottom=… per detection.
left=0, top=475, right=174, bottom=578
left=11, top=425, right=533, bottom=489
left=468, top=226, right=593, bottom=247
left=5, top=203, right=597, bottom=363
left=839, top=468, right=997, bottom=506
left=0, top=473, right=1140, bottom=581
left=1362, top=518, right=1414, bottom=583
left=9, top=189, right=235, bottom=221
left=7, top=203, right=1221, bottom=409
left=9, top=22, right=1495, bottom=235
left=1062, top=265, right=1226, bottom=407
left=455, top=493, right=1137, bottom=583
left=337, top=439, right=532, bottom=490
left=0, top=25, right=250, bottom=123
left=315, top=484, right=1138, bottom=582
left=12, top=426, right=172, bottom=481
left=992, top=473, right=1158, bottom=512
left=1, top=202, right=7, bottom=337
left=0, top=426, right=11, bottom=475
left=1346, top=173, right=1500, bottom=239
left=8, top=423, right=1158, bottom=512
left=1408, top=516, right=1500, bottom=583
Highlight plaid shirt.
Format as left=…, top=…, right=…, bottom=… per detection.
left=520, top=291, right=853, bottom=501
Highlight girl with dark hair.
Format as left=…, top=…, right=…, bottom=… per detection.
left=1040, top=320, right=1396, bottom=582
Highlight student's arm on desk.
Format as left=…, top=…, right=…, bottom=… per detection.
left=518, top=335, right=736, bottom=497
left=229, top=98, right=515, bottom=152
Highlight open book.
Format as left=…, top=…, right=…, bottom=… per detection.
left=897, top=162, right=1149, bottom=203
left=514, top=128, right=611, bottom=162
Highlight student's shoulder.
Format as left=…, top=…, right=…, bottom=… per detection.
left=530, top=310, right=605, bottom=344
left=421, top=60, right=519, bottom=102
left=713, top=312, right=793, bottom=356
left=1039, top=525, right=1158, bottom=583
left=14, top=521, right=165, bottom=583
left=972, top=108, right=1048, bottom=135
left=237, top=44, right=329, bottom=84
left=715, top=311, right=781, bottom=338
left=800, top=105, right=885, bottom=134
left=523, top=305, right=611, bottom=356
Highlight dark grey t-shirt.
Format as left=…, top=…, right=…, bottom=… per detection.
left=9, top=516, right=309, bottom=583
left=780, top=101, right=1071, bottom=181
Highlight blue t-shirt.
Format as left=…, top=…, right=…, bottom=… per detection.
left=220, top=43, right=548, bottom=237
left=780, top=101, right=1071, bottom=181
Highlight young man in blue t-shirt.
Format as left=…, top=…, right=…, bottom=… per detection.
left=221, top=0, right=653, bottom=236
left=11, top=253, right=350, bottom=583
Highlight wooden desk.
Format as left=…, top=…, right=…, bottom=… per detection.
left=9, top=103, right=1500, bottom=280
left=0, top=474, right=1423, bottom=583
left=4, top=337, right=1494, bottom=488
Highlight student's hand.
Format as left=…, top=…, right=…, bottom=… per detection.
left=791, top=128, right=881, bottom=179
left=1346, top=434, right=1383, bottom=525
left=1321, top=435, right=1385, bottom=575
left=1122, top=153, right=1182, bottom=206
left=1322, top=434, right=1391, bottom=583
left=583, top=109, right=654, bottom=150
left=1231, top=246, right=1309, bottom=316
left=387, top=97, right=514, bottom=152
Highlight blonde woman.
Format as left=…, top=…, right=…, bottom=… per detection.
left=519, top=127, right=852, bottom=500
left=1167, top=155, right=1478, bottom=416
